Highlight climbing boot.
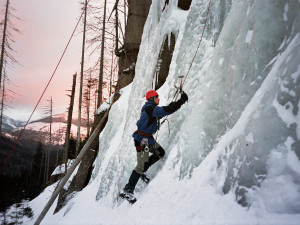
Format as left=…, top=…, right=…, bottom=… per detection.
left=140, top=174, right=150, bottom=184
left=119, top=191, right=137, bottom=204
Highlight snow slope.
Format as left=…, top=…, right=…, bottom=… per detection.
left=1, top=114, right=24, bottom=132
left=26, top=0, right=300, bottom=224
left=8, top=113, right=90, bottom=145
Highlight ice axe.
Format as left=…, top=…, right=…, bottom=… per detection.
left=178, top=75, right=184, bottom=93
left=173, top=75, right=185, bottom=101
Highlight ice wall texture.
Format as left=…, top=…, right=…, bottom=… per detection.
left=210, top=0, right=300, bottom=208
left=92, top=0, right=300, bottom=212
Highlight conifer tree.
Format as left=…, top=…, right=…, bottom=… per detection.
left=33, top=141, right=43, bottom=184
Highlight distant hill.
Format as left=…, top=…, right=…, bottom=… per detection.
left=4, top=113, right=92, bottom=145
left=0, top=113, right=91, bottom=211
left=1, top=114, right=24, bottom=132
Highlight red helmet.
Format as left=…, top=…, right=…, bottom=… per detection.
left=146, top=90, right=158, bottom=100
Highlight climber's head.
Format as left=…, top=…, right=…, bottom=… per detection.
left=146, top=90, right=160, bottom=105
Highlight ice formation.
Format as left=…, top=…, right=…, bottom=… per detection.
left=24, top=0, right=300, bottom=224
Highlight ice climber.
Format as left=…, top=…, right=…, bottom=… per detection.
left=120, top=89, right=188, bottom=203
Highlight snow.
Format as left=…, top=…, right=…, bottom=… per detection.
left=1, top=114, right=24, bottom=131
left=95, top=95, right=114, bottom=114
left=51, top=160, right=76, bottom=176
left=245, top=30, right=253, bottom=44
left=218, top=57, right=224, bottom=65
left=16, top=0, right=300, bottom=224
left=283, top=3, right=289, bottom=22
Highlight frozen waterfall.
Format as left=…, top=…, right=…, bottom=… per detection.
left=28, top=0, right=300, bottom=224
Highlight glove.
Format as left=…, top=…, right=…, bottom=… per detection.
left=179, top=91, right=188, bottom=104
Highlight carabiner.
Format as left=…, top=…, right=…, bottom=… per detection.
left=144, top=145, right=149, bottom=153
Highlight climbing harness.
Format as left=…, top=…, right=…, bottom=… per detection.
left=137, top=129, right=152, bottom=137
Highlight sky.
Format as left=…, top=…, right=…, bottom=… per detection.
left=1, top=0, right=88, bottom=121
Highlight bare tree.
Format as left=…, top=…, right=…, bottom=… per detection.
left=97, top=0, right=107, bottom=108
left=109, top=40, right=116, bottom=101
left=43, top=97, right=53, bottom=183
left=114, top=0, right=120, bottom=55
left=76, top=0, right=89, bottom=156
left=84, top=0, right=126, bottom=109
left=0, top=0, right=10, bottom=92
left=0, top=66, right=6, bottom=135
left=63, top=73, right=77, bottom=173
left=0, top=0, right=21, bottom=135
left=83, top=71, right=94, bottom=138
left=0, top=0, right=21, bottom=98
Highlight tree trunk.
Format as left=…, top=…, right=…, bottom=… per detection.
left=38, top=148, right=44, bottom=184
left=64, top=73, right=77, bottom=172
left=109, top=41, right=115, bottom=101
left=76, top=0, right=88, bottom=156
left=116, top=0, right=151, bottom=89
left=115, top=0, right=119, bottom=54
left=124, top=0, right=127, bottom=33
left=86, top=73, right=91, bottom=138
left=0, top=70, right=5, bottom=135
left=97, top=0, right=107, bottom=108
left=0, top=0, right=9, bottom=92
left=46, top=97, right=53, bottom=182
left=35, top=98, right=118, bottom=224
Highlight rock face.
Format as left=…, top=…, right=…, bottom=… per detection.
left=117, top=0, right=152, bottom=89
left=154, top=33, right=176, bottom=90
left=163, top=0, right=193, bottom=10
left=118, top=0, right=192, bottom=91
left=178, top=0, right=192, bottom=10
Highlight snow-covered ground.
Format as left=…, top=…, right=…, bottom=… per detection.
left=17, top=0, right=300, bottom=224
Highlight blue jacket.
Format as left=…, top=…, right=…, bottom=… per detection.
left=133, top=100, right=183, bottom=145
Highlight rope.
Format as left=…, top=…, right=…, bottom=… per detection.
left=159, top=0, right=212, bottom=135
left=0, top=0, right=91, bottom=174
left=182, top=0, right=212, bottom=87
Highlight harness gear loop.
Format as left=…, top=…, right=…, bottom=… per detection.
left=140, top=138, right=150, bottom=158
left=141, top=138, right=149, bottom=146
left=144, top=145, right=150, bottom=153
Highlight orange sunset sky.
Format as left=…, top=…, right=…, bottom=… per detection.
left=1, top=0, right=94, bottom=121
